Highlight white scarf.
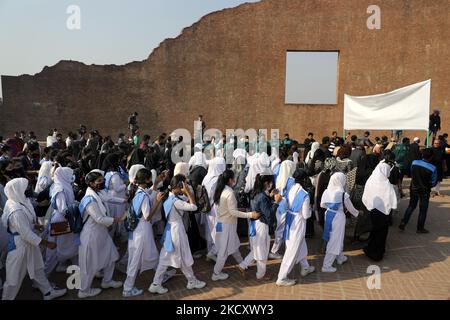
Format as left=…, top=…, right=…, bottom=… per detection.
left=321, top=172, right=347, bottom=204
left=305, top=142, right=320, bottom=165
left=362, top=163, right=397, bottom=215
left=275, top=160, right=296, bottom=192
left=2, top=178, right=36, bottom=228
left=202, top=157, right=226, bottom=203
left=35, top=161, right=53, bottom=193
left=50, top=167, right=75, bottom=204
left=174, top=162, right=189, bottom=177
left=128, top=164, right=146, bottom=184
left=244, top=152, right=271, bottom=193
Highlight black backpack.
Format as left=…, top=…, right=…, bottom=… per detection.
left=64, top=201, right=88, bottom=233
left=194, top=185, right=211, bottom=214
left=124, top=203, right=140, bottom=232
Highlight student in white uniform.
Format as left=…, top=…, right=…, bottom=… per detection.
left=34, top=161, right=53, bottom=194
left=1, top=178, right=67, bottom=300
left=149, top=175, right=206, bottom=294
left=276, top=169, right=316, bottom=286
left=270, top=160, right=296, bottom=259
left=45, top=167, right=78, bottom=275
left=202, top=157, right=226, bottom=262
left=211, top=170, right=259, bottom=281
left=238, top=169, right=281, bottom=280
left=102, top=153, right=128, bottom=241
left=123, top=168, right=164, bottom=297
left=77, top=171, right=126, bottom=298
left=320, top=172, right=359, bottom=273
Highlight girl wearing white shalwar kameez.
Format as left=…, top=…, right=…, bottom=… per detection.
left=271, top=160, right=296, bottom=258
left=45, top=167, right=78, bottom=275
left=320, top=173, right=359, bottom=273
left=202, top=157, right=226, bottom=260
left=77, top=171, right=125, bottom=299
left=123, top=169, right=163, bottom=297
left=2, top=178, right=66, bottom=300
left=211, top=170, right=258, bottom=281
left=103, top=154, right=128, bottom=241
left=239, top=172, right=280, bottom=280
left=276, top=169, right=315, bottom=286
left=149, top=175, right=206, bottom=294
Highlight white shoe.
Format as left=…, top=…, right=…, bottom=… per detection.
left=321, top=266, right=337, bottom=273
left=101, top=280, right=123, bottom=289
left=276, top=278, right=296, bottom=287
left=300, top=266, right=316, bottom=277
left=211, top=272, right=229, bottom=281
left=43, top=287, right=67, bottom=300
left=337, top=256, right=348, bottom=265
left=148, top=283, right=168, bottom=295
left=268, top=252, right=283, bottom=260
left=206, top=252, right=217, bottom=262
left=78, top=288, right=102, bottom=299
left=187, top=279, right=206, bottom=290
left=162, top=269, right=177, bottom=284
left=122, top=287, right=143, bottom=297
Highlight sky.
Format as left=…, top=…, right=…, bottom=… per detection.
left=0, top=0, right=260, bottom=98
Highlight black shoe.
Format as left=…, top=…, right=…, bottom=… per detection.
left=399, top=223, right=405, bottom=231
left=416, top=229, right=429, bottom=234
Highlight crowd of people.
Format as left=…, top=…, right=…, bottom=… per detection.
left=0, top=113, right=448, bottom=300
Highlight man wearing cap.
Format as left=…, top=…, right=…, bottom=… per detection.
left=429, top=109, right=441, bottom=145
left=407, top=137, right=422, bottom=178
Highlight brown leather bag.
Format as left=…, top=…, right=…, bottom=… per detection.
left=50, top=221, right=71, bottom=236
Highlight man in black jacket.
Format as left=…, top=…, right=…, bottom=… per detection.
left=429, top=109, right=441, bottom=145
left=399, top=148, right=437, bottom=233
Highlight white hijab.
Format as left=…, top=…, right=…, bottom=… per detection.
left=244, top=152, right=271, bottom=193
left=321, top=172, right=347, bottom=204
left=174, top=162, right=189, bottom=177
left=362, top=163, right=397, bottom=215
left=129, top=164, right=146, bottom=184
left=202, top=157, right=226, bottom=202
left=50, top=167, right=75, bottom=204
left=305, top=142, right=320, bottom=165
left=35, top=161, right=53, bottom=193
left=275, top=160, right=296, bottom=192
left=2, top=178, right=36, bottom=227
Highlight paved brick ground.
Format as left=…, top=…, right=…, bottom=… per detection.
left=12, top=179, right=450, bottom=300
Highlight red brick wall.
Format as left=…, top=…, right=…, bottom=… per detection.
left=0, top=0, right=448, bottom=143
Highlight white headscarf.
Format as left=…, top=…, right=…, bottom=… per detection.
left=275, top=160, right=296, bottom=192
left=270, top=157, right=281, bottom=171
left=321, top=172, right=347, bottom=204
left=50, top=167, right=75, bottom=204
left=202, top=157, right=226, bottom=203
left=233, top=148, right=247, bottom=165
left=174, top=162, right=190, bottom=177
left=362, top=163, right=397, bottom=215
left=2, top=178, right=36, bottom=227
left=35, top=161, right=53, bottom=193
left=305, top=142, right=320, bottom=165
left=244, top=152, right=271, bottom=193
left=129, top=164, right=145, bottom=184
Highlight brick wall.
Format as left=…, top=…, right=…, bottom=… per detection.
left=0, top=0, right=448, bottom=143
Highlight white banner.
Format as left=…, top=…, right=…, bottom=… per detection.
left=344, top=80, right=431, bottom=130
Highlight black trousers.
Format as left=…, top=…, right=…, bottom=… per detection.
left=364, top=209, right=390, bottom=261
